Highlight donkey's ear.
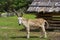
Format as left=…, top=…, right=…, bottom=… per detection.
left=20, top=13, right=23, bottom=17
left=15, top=12, right=19, bottom=17
left=13, top=9, right=19, bottom=17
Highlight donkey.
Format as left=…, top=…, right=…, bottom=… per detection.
left=14, top=10, right=49, bottom=39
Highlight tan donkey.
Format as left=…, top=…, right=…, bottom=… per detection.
left=14, top=10, right=49, bottom=39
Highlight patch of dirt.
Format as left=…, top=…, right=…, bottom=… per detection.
left=20, top=29, right=60, bottom=40
left=0, top=27, right=60, bottom=40
left=47, top=31, right=60, bottom=40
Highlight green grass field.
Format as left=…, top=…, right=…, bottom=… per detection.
left=0, top=14, right=49, bottom=40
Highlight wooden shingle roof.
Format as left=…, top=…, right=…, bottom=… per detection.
left=27, top=0, right=60, bottom=12
left=34, top=0, right=60, bottom=2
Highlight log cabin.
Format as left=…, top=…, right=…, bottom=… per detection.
left=27, top=0, right=60, bottom=30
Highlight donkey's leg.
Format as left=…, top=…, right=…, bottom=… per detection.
left=26, top=27, right=30, bottom=39
left=41, top=25, right=47, bottom=38
left=39, top=27, right=43, bottom=38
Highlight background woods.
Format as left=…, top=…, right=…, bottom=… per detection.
left=0, top=0, right=32, bottom=17
left=0, top=0, right=32, bottom=12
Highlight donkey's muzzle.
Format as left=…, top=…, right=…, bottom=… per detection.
left=19, top=24, right=21, bottom=25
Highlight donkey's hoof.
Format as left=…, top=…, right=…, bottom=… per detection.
left=44, top=36, right=47, bottom=39
left=27, top=37, right=30, bottom=39
left=40, top=36, right=43, bottom=38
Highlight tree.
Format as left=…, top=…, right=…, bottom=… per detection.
left=0, top=0, right=32, bottom=12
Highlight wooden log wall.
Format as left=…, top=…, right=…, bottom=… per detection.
left=36, top=12, right=60, bottom=29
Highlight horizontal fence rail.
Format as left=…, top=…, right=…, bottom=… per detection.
left=36, top=13, right=60, bottom=29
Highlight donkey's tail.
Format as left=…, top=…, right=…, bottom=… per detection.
left=45, top=20, right=49, bottom=29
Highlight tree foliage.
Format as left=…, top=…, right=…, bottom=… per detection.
left=0, top=0, right=32, bottom=12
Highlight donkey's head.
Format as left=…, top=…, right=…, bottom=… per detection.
left=14, top=9, right=23, bottom=25
left=18, top=16, right=23, bottom=25
left=18, top=13, right=23, bottom=25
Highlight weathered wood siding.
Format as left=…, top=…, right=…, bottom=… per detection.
left=36, top=12, right=60, bottom=29
left=27, top=0, right=60, bottom=29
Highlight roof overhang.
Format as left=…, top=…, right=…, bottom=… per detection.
left=27, top=1, right=60, bottom=13
left=27, top=7, right=60, bottom=13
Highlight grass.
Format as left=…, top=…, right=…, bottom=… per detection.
left=0, top=14, right=49, bottom=40
left=0, top=14, right=36, bottom=29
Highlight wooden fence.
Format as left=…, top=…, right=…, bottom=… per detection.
left=36, top=12, right=60, bottom=29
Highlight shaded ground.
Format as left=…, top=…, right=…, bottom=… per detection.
left=0, top=27, right=60, bottom=40
left=47, top=31, right=60, bottom=40
left=10, top=30, right=60, bottom=40
left=20, top=30, right=60, bottom=40
left=20, top=28, right=60, bottom=40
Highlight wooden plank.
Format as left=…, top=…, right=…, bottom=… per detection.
left=34, top=0, right=49, bottom=2
left=52, top=18, right=60, bottom=20
left=36, top=13, right=60, bottom=17
left=48, top=20, right=60, bottom=24
left=52, top=15, right=60, bottom=17
left=47, top=27, right=60, bottom=30
left=36, top=16, right=52, bottom=20
left=50, top=24, right=60, bottom=27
